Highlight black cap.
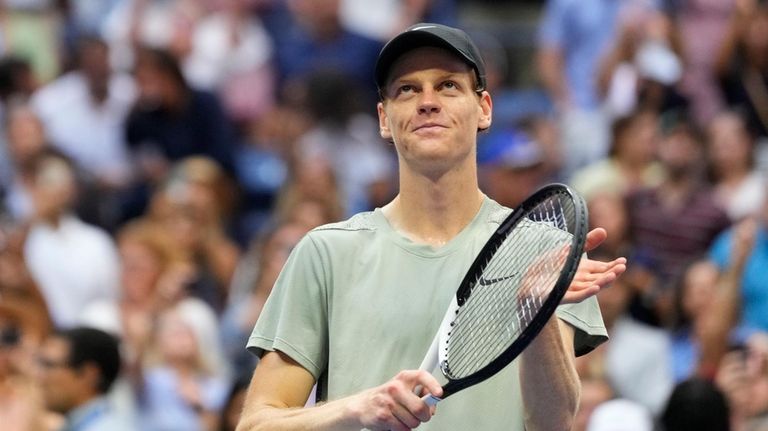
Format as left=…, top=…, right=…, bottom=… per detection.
left=375, top=23, right=487, bottom=94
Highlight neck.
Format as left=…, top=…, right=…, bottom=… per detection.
left=382, top=162, right=484, bottom=248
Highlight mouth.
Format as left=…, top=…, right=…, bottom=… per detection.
left=414, top=123, right=446, bottom=132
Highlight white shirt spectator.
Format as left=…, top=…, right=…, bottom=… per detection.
left=24, top=215, right=120, bottom=328
left=606, top=316, right=674, bottom=415
left=30, top=72, right=136, bottom=185
left=184, top=11, right=273, bottom=90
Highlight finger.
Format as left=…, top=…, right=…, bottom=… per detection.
left=563, top=285, right=600, bottom=304
left=583, top=228, right=607, bottom=252
left=400, top=370, right=442, bottom=400
left=390, top=401, right=423, bottom=429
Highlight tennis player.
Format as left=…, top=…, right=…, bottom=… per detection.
left=236, top=23, right=626, bottom=431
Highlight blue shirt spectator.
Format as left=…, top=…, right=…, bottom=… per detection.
left=709, top=226, right=768, bottom=332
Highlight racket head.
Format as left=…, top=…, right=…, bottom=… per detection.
left=437, top=183, right=588, bottom=398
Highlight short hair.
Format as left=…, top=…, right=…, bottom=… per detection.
left=134, top=46, right=188, bottom=91
left=661, top=378, right=730, bottom=431
left=59, top=327, right=121, bottom=394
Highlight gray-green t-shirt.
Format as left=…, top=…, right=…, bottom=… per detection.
left=247, top=197, right=607, bottom=430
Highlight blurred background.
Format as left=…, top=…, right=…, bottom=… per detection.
left=0, top=0, right=767, bottom=430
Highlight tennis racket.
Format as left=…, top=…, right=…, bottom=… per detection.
left=417, top=183, right=588, bottom=406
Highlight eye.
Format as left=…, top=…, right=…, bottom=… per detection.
left=439, top=80, right=461, bottom=92
left=398, top=84, right=415, bottom=94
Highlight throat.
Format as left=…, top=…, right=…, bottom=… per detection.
left=381, top=190, right=485, bottom=248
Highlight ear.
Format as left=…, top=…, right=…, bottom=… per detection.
left=77, top=362, right=103, bottom=393
left=377, top=101, right=393, bottom=141
left=477, top=91, right=493, bottom=130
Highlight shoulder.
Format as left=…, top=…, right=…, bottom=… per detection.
left=308, top=211, right=379, bottom=237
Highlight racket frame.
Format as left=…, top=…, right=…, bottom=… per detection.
left=428, top=183, right=588, bottom=401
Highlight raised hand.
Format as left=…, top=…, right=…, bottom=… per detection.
left=562, top=228, right=627, bottom=304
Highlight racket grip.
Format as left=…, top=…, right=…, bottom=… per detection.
left=422, top=394, right=442, bottom=406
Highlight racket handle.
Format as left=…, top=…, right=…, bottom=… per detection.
left=422, top=394, right=442, bottom=406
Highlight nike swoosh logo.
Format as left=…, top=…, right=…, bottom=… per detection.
left=477, top=273, right=519, bottom=286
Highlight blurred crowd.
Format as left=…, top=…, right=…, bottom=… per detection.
left=0, top=0, right=766, bottom=430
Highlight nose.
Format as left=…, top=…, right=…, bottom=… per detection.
left=417, top=89, right=440, bottom=115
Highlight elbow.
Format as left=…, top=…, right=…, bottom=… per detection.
left=525, top=379, right=581, bottom=431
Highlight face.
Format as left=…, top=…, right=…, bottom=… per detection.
left=6, top=108, right=46, bottom=163
left=619, top=112, right=659, bottom=163
left=38, top=337, right=81, bottom=413
left=680, top=260, right=718, bottom=319
left=658, top=125, right=701, bottom=176
left=707, top=113, right=752, bottom=173
left=119, top=239, right=163, bottom=302
left=156, top=313, right=199, bottom=364
left=377, top=47, right=492, bottom=176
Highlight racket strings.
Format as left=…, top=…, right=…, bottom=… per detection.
left=443, top=196, right=575, bottom=379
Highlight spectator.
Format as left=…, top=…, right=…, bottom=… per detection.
left=1, top=102, right=48, bottom=221
left=264, top=0, right=383, bottom=103
left=219, top=373, right=251, bottom=431
left=709, top=196, right=768, bottom=334
left=37, top=327, right=134, bottom=430
left=145, top=157, right=241, bottom=313
left=139, top=307, right=229, bottom=431
left=477, top=126, right=547, bottom=209
left=599, top=9, right=685, bottom=120
left=293, top=70, right=396, bottom=216
left=570, top=109, right=665, bottom=201
left=716, top=0, right=768, bottom=139
left=221, top=220, right=310, bottom=377
left=0, top=302, right=55, bottom=431
left=537, top=0, right=659, bottom=177
left=672, top=0, right=736, bottom=126
left=183, top=0, right=276, bottom=124
left=660, top=377, right=731, bottom=431
left=0, top=0, right=61, bottom=83
left=0, top=219, right=52, bottom=340
left=31, top=36, right=135, bottom=194
left=577, top=256, right=674, bottom=415
left=273, top=157, right=345, bottom=227
left=626, top=109, right=730, bottom=326
left=572, top=375, right=615, bottom=431
left=715, top=332, right=768, bottom=430
left=668, top=258, right=721, bottom=382
left=125, top=47, right=237, bottom=218
left=586, top=399, right=653, bottom=431
left=30, top=36, right=136, bottom=230
left=23, top=150, right=121, bottom=329
left=586, top=192, right=632, bottom=259
left=706, top=110, right=766, bottom=222
left=339, top=0, right=457, bottom=42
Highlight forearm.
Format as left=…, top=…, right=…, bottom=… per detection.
left=236, top=400, right=357, bottom=431
left=536, top=48, right=570, bottom=108
left=519, top=317, right=580, bottom=431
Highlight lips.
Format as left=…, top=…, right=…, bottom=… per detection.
left=414, top=123, right=446, bottom=132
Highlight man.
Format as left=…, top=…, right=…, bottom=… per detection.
left=22, top=150, right=120, bottom=329
left=38, top=326, right=132, bottom=431
left=237, top=23, right=626, bottom=430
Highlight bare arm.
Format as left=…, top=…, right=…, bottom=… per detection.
left=698, top=219, right=756, bottom=376
left=520, top=318, right=580, bottom=431
left=518, top=228, right=627, bottom=430
left=236, top=351, right=443, bottom=431
left=536, top=47, right=570, bottom=110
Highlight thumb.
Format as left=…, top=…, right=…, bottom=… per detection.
left=584, top=228, right=607, bottom=252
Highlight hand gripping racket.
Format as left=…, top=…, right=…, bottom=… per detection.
left=418, top=183, right=588, bottom=406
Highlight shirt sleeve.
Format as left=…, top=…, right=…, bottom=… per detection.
left=538, top=0, right=568, bottom=48
left=246, top=233, right=330, bottom=379
left=557, top=296, right=608, bottom=356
